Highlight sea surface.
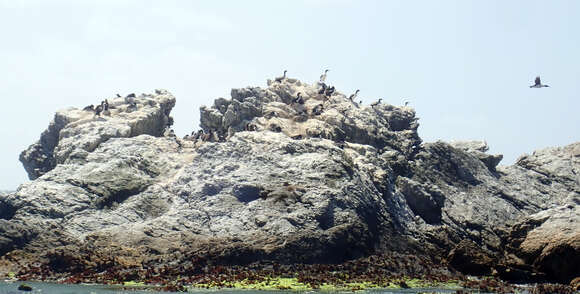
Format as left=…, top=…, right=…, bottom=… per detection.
left=0, top=281, right=469, bottom=294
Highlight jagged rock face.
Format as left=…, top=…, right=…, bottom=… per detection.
left=19, top=90, right=175, bottom=180
left=200, top=79, right=421, bottom=157
left=1, top=79, right=579, bottom=282
left=505, top=195, right=580, bottom=283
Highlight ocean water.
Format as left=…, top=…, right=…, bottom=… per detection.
left=0, top=281, right=465, bottom=294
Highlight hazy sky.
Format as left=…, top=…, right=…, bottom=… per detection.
left=1, top=0, right=579, bottom=190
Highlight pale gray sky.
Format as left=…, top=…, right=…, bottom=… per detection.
left=1, top=0, right=579, bottom=190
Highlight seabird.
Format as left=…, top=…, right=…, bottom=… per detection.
left=103, top=99, right=109, bottom=111
left=312, top=104, right=324, bottom=115
left=275, top=70, right=287, bottom=83
left=403, top=100, right=410, bottom=106
left=164, top=128, right=175, bottom=137
left=292, top=92, right=305, bottom=104
left=530, top=76, right=549, bottom=88
left=94, top=104, right=103, bottom=116
left=318, top=83, right=327, bottom=95
left=324, top=86, right=335, bottom=97
left=370, top=98, right=382, bottom=108
left=83, top=104, right=94, bottom=111
left=319, top=69, right=329, bottom=83
left=125, top=94, right=136, bottom=107
left=349, top=90, right=360, bottom=101
left=116, top=94, right=121, bottom=98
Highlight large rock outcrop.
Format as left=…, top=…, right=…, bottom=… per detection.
left=19, top=90, right=175, bottom=180
left=1, top=77, right=578, bottom=283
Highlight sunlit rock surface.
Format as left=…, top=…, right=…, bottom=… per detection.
left=1, top=77, right=578, bottom=283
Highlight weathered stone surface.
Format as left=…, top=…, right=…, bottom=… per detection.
left=19, top=90, right=175, bottom=180
left=447, top=239, right=496, bottom=275
left=506, top=195, right=580, bottom=283
left=1, top=77, right=578, bottom=283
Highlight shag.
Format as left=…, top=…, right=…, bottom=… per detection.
left=292, top=93, right=305, bottom=104
left=530, top=76, right=549, bottom=88
left=116, top=94, right=121, bottom=98
left=312, top=104, right=324, bottom=115
left=404, top=100, right=410, bottom=106
left=164, top=128, right=176, bottom=137
left=125, top=94, right=136, bottom=107
left=275, top=70, right=287, bottom=83
left=83, top=104, right=94, bottom=111
left=319, top=69, right=329, bottom=83
left=103, top=99, right=109, bottom=111
left=324, top=86, right=335, bottom=97
left=349, top=89, right=360, bottom=101
left=94, top=104, right=103, bottom=116
left=371, top=98, right=382, bottom=108
left=318, top=83, right=327, bottom=95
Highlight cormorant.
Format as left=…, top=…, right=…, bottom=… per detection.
left=292, top=92, right=305, bottom=104
left=83, top=104, right=94, bottom=111
left=349, top=89, right=360, bottom=101
left=324, top=86, right=335, bottom=97
left=312, top=104, right=324, bottom=115
left=318, top=83, right=327, bottom=95
left=319, top=69, right=329, bottom=83
left=371, top=98, right=382, bottom=108
left=125, top=94, right=136, bottom=107
left=530, top=76, right=549, bottom=88
left=94, top=104, right=103, bottom=116
left=275, top=70, right=287, bottom=83
left=116, top=94, right=121, bottom=98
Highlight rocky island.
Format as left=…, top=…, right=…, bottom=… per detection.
left=0, top=76, right=578, bottom=293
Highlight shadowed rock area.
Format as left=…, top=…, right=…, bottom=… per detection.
left=1, top=77, right=578, bottom=285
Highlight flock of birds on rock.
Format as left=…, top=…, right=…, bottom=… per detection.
left=82, top=99, right=110, bottom=117
left=79, top=72, right=550, bottom=146
left=275, top=69, right=388, bottom=111
left=82, top=93, right=139, bottom=117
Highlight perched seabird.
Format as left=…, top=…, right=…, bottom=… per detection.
left=163, top=127, right=175, bottom=137
left=318, top=83, right=327, bottom=95
left=319, top=69, right=329, bottom=83
left=83, top=104, right=94, bottom=111
left=94, top=104, right=103, bottom=116
left=275, top=70, right=287, bottom=83
left=371, top=98, right=383, bottom=108
left=324, top=86, right=335, bottom=97
left=125, top=94, right=136, bottom=107
left=312, top=104, right=324, bottom=115
left=403, top=100, right=410, bottom=106
left=292, top=92, right=305, bottom=104
left=100, top=100, right=111, bottom=116
left=530, top=76, right=549, bottom=88
left=349, top=89, right=360, bottom=101
left=116, top=94, right=121, bottom=98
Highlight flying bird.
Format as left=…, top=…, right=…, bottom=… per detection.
left=530, top=76, right=549, bottom=88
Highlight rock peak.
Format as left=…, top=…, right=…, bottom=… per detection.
left=200, top=77, right=421, bottom=156
left=19, top=90, right=175, bottom=179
